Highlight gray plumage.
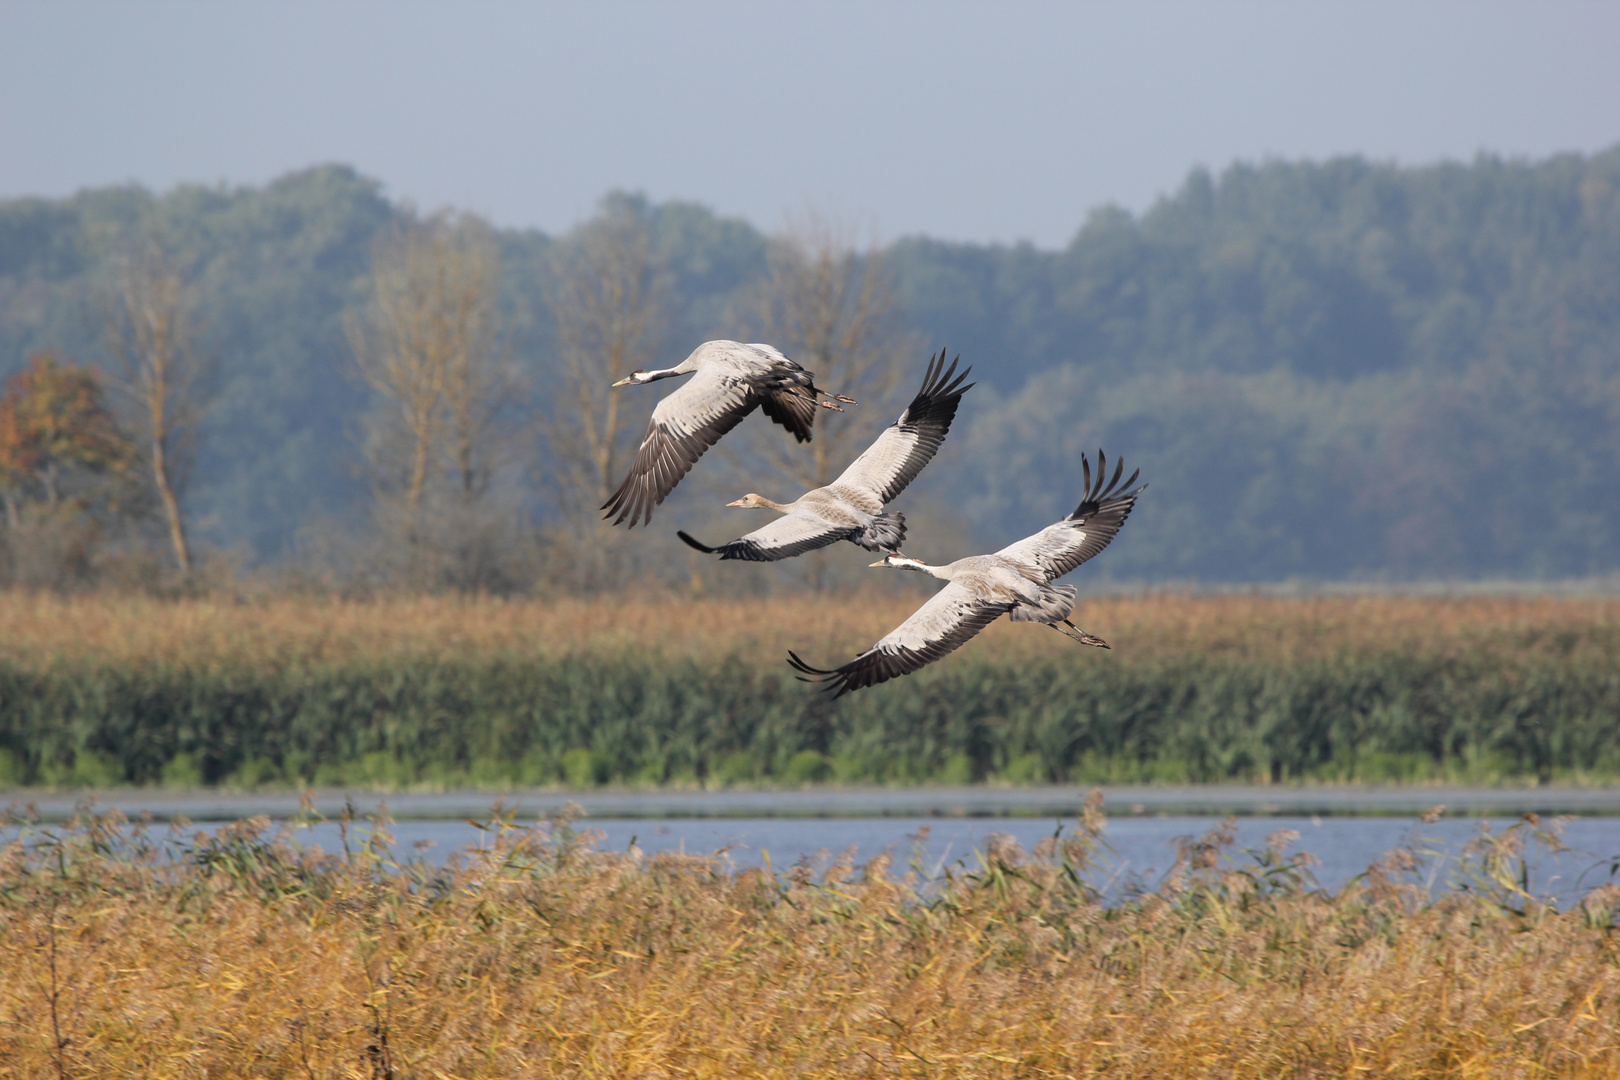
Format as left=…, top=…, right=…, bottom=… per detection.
left=603, top=340, right=852, bottom=528
left=788, top=450, right=1145, bottom=696
left=678, top=350, right=972, bottom=561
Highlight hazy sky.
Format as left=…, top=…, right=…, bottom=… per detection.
left=3, top=1, right=1617, bottom=248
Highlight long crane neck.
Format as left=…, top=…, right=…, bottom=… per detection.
left=638, top=355, right=701, bottom=383
left=728, top=493, right=792, bottom=513
left=614, top=359, right=693, bottom=388
left=880, top=556, right=950, bottom=578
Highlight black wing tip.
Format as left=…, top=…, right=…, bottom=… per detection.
left=1071, top=449, right=1147, bottom=519
left=905, top=349, right=974, bottom=423
left=602, top=505, right=647, bottom=528
left=677, top=530, right=718, bottom=554
left=924, top=348, right=972, bottom=396
left=719, top=539, right=775, bottom=562
left=600, top=498, right=641, bottom=528
left=602, top=473, right=653, bottom=528
left=785, top=649, right=829, bottom=676
left=684, top=532, right=800, bottom=562
left=785, top=650, right=854, bottom=696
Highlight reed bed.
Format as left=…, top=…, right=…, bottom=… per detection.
left=4, top=801, right=1620, bottom=1078
left=3, top=590, right=1617, bottom=667
left=2, top=591, right=1618, bottom=788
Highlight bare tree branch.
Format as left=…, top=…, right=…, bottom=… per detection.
left=542, top=203, right=668, bottom=516
left=104, top=239, right=202, bottom=575
left=348, top=214, right=504, bottom=515
left=747, top=211, right=908, bottom=493
left=716, top=211, right=916, bottom=590
left=344, top=213, right=515, bottom=589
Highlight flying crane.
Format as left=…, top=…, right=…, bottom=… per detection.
left=787, top=451, right=1145, bottom=695
left=602, top=339, right=854, bottom=528
left=678, top=350, right=972, bottom=561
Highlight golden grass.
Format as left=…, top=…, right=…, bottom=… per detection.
left=3, top=589, right=1617, bottom=669
left=6, top=804, right=1620, bottom=1078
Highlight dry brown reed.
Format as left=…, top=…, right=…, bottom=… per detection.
left=5, top=803, right=1620, bottom=1078
left=4, top=589, right=1616, bottom=669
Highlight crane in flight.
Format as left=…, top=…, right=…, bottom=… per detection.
left=602, top=340, right=854, bottom=528
left=677, top=350, right=972, bottom=561
left=787, top=451, right=1145, bottom=695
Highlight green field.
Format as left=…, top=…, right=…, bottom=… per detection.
left=2, top=591, right=1617, bottom=789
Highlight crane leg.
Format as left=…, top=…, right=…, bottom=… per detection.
left=1050, top=620, right=1110, bottom=649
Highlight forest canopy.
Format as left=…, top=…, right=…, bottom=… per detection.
left=1, top=148, right=1616, bottom=587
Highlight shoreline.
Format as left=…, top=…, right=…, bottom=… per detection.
left=11, top=783, right=1620, bottom=822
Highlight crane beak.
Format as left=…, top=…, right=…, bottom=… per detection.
left=868, top=560, right=888, bottom=567
left=726, top=498, right=747, bottom=507
left=611, top=376, right=635, bottom=387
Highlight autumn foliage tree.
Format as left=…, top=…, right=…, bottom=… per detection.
left=0, top=353, right=135, bottom=586
left=0, top=353, right=133, bottom=526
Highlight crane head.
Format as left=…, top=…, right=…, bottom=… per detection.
left=870, top=553, right=927, bottom=571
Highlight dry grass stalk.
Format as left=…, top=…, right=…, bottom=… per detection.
left=4, top=806, right=1620, bottom=1077
left=2, top=590, right=1615, bottom=670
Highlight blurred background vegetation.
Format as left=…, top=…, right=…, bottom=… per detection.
left=2, top=146, right=1617, bottom=592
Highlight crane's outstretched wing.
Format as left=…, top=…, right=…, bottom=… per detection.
left=678, top=510, right=855, bottom=562
left=744, top=342, right=818, bottom=443
left=603, top=365, right=758, bottom=527
left=993, top=450, right=1145, bottom=582
left=787, top=581, right=1011, bottom=696
left=749, top=341, right=851, bottom=442
left=758, top=386, right=818, bottom=443
left=829, top=351, right=973, bottom=511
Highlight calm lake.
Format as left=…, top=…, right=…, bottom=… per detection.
left=14, top=785, right=1620, bottom=902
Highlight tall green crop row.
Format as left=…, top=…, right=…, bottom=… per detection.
left=2, top=647, right=1617, bottom=787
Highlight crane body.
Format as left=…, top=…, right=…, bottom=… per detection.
left=602, top=339, right=854, bottom=528
left=788, top=451, right=1144, bottom=695
left=679, top=350, right=971, bottom=561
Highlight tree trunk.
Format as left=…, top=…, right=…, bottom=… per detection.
left=151, top=434, right=190, bottom=574
left=108, top=240, right=201, bottom=579
left=406, top=425, right=430, bottom=518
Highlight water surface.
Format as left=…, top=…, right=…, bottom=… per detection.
left=13, top=787, right=1620, bottom=904
left=247, top=813, right=1619, bottom=900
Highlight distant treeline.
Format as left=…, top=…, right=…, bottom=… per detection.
left=2, top=148, right=1618, bottom=583
left=3, top=594, right=1616, bottom=789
